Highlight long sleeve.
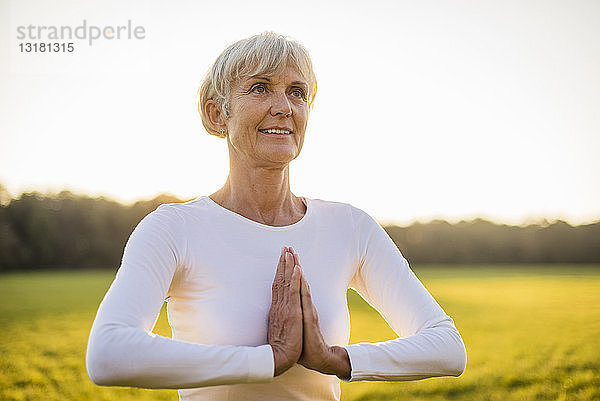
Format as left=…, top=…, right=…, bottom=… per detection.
left=85, top=205, right=274, bottom=389
left=343, top=207, right=467, bottom=382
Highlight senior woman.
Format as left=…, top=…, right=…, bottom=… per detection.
left=86, top=32, right=466, bottom=400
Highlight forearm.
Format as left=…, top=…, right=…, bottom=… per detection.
left=86, top=323, right=274, bottom=388
left=343, top=321, right=466, bottom=381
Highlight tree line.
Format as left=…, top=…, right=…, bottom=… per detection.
left=0, top=187, right=598, bottom=272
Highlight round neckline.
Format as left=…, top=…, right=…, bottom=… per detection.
left=203, top=195, right=312, bottom=231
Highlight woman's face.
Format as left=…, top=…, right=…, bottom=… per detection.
left=224, top=64, right=309, bottom=167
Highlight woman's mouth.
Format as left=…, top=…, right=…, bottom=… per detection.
left=258, top=129, right=292, bottom=136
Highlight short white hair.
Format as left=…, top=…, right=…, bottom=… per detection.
left=198, top=31, right=317, bottom=137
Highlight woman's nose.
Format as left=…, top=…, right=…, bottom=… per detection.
left=270, top=92, right=292, bottom=117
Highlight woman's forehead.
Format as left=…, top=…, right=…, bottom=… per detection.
left=240, top=64, right=307, bottom=84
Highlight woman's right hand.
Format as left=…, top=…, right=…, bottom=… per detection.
left=268, top=247, right=303, bottom=376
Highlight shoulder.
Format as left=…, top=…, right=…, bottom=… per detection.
left=137, top=196, right=212, bottom=232
left=307, top=197, right=378, bottom=228
left=309, top=197, right=353, bottom=218
left=153, top=195, right=222, bottom=220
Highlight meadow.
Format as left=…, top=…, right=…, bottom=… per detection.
left=1, top=265, right=598, bottom=400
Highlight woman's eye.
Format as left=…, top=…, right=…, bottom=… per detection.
left=291, top=88, right=306, bottom=99
left=251, top=84, right=267, bottom=94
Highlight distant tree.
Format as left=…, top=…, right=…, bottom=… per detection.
left=0, top=189, right=188, bottom=271
left=385, top=218, right=600, bottom=264
left=0, top=184, right=598, bottom=271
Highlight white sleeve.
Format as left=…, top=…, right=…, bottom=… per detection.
left=343, top=207, right=467, bottom=382
left=85, top=205, right=274, bottom=389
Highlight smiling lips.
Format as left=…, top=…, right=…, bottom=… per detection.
left=259, top=128, right=292, bottom=136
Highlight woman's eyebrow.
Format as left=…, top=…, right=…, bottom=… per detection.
left=290, top=81, right=308, bottom=88
left=249, top=75, right=271, bottom=81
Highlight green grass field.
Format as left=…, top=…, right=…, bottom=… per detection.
left=1, top=265, right=599, bottom=400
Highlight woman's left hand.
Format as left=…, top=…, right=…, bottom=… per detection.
left=290, top=252, right=351, bottom=380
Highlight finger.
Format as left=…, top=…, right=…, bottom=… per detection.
left=300, top=271, right=312, bottom=323
left=272, top=247, right=286, bottom=303
left=289, top=265, right=302, bottom=310
left=275, top=246, right=286, bottom=279
left=284, top=251, right=294, bottom=287
left=300, top=270, right=311, bottom=299
left=287, top=247, right=300, bottom=267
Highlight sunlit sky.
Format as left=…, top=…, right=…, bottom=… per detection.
left=1, top=0, right=599, bottom=225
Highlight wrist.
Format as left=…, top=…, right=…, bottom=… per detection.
left=326, top=345, right=351, bottom=380
left=272, top=345, right=294, bottom=377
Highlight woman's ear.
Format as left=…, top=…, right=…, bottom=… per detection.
left=205, top=99, right=227, bottom=136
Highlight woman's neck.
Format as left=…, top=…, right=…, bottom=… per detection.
left=210, top=161, right=306, bottom=227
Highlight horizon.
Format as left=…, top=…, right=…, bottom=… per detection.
left=2, top=183, right=597, bottom=228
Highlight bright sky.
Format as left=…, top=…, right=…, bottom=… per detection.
left=1, top=0, right=599, bottom=225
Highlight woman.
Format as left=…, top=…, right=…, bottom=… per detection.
left=86, top=32, right=466, bottom=400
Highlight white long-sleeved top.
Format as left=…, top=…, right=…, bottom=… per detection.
left=86, top=196, right=466, bottom=400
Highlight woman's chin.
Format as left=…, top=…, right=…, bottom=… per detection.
left=256, top=150, right=298, bottom=166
